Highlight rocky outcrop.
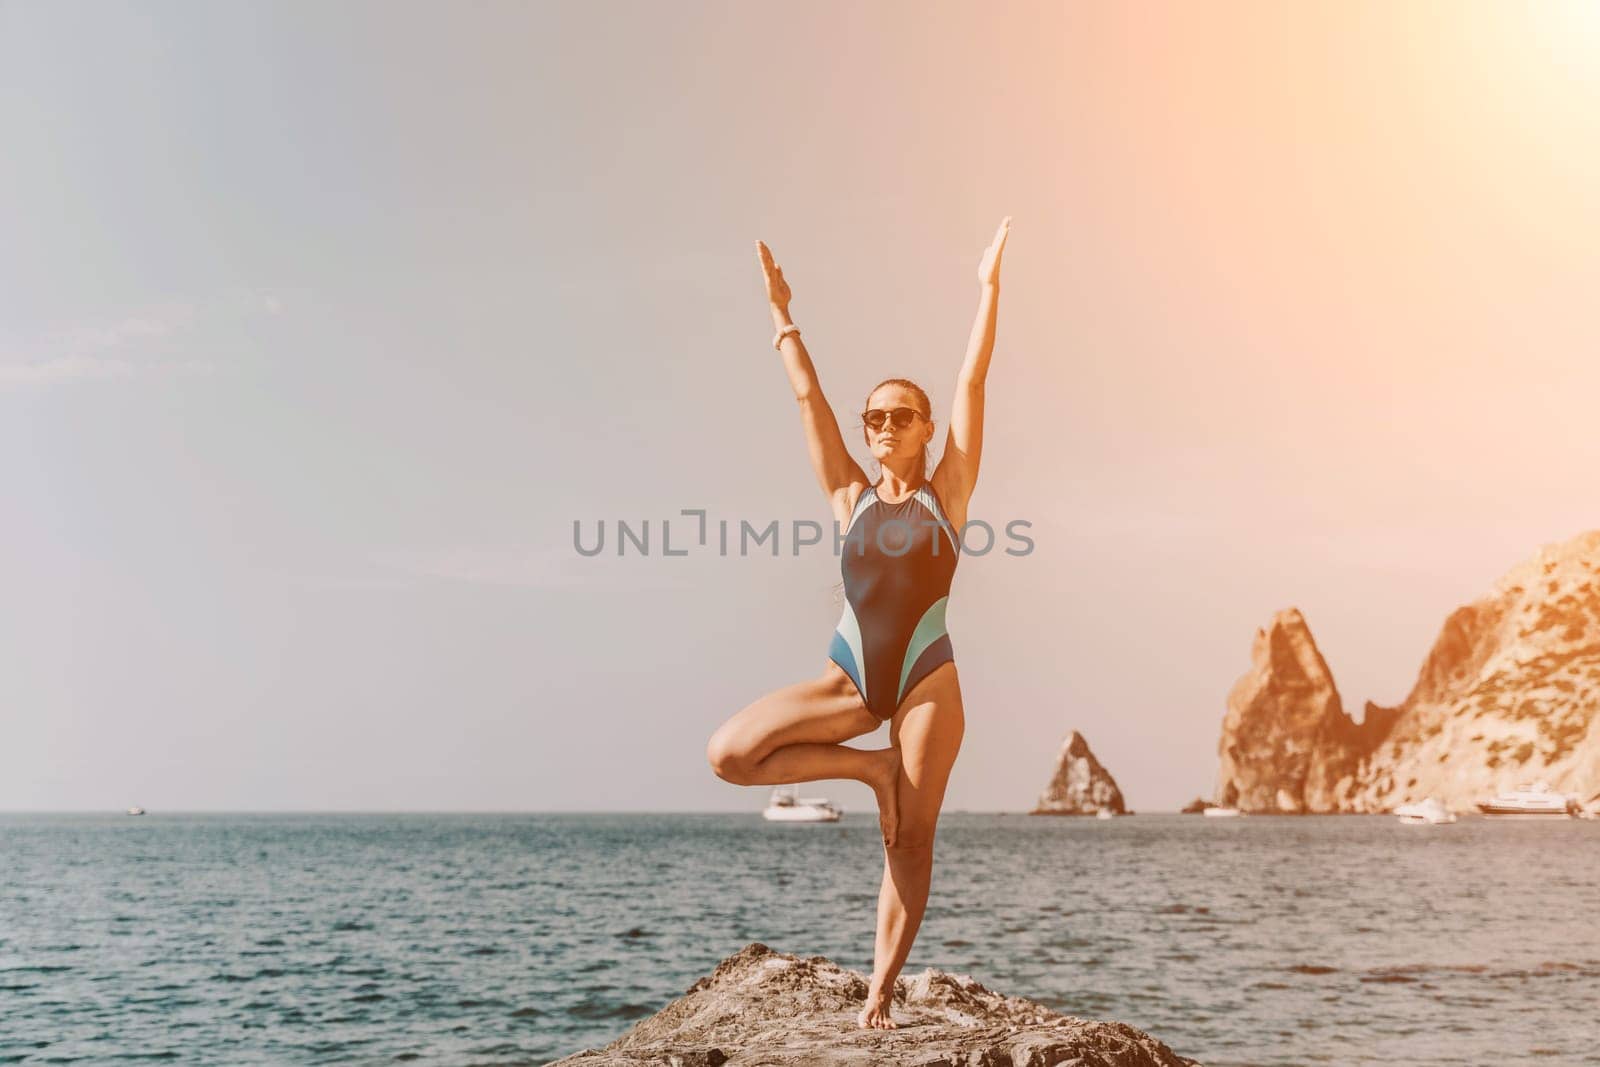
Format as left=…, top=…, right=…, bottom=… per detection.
left=1029, top=730, right=1127, bottom=815
left=1213, top=530, right=1600, bottom=813
left=1179, top=797, right=1210, bottom=814
left=1214, top=608, right=1395, bottom=812
left=547, top=942, right=1199, bottom=1066
left=1344, top=530, right=1600, bottom=812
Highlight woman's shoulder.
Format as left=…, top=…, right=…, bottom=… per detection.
left=926, top=468, right=968, bottom=533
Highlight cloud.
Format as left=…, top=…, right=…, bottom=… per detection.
left=370, top=545, right=593, bottom=589
left=368, top=543, right=697, bottom=590
left=0, top=355, right=136, bottom=385
left=0, top=291, right=279, bottom=388
left=62, top=314, right=181, bottom=351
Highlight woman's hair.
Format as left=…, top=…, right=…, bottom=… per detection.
left=864, top=377, right=934, bottom=484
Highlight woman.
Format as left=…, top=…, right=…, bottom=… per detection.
left=705, top=217, right=1010, bottom=1030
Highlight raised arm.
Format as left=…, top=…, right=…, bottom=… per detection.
left=932, top=217, right=1010, bottom=519
left=756, top=241, right=869, bottom=525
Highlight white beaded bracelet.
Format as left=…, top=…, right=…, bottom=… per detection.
left=772, top=323, right=801, bottom=350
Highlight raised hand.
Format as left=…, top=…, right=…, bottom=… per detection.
left=755, top=240, right=793, bottom=311
left=977, top=216, right=1012, bottom=287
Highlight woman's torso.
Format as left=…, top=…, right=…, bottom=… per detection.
left=829, top=479, right=960, bottom=717
left=839, top=481, right=960, bottom=597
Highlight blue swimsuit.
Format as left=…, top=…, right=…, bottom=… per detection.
left=827, top=481, right=960, bottom=720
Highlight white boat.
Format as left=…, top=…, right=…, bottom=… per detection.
left=762, top=785, right=842, bottom=823
left=1393, top=797, right=1456, bottom=824
left=1201, top=806, right=1242, bottom=817
left=1095, top=808, right=1116, bottom=820
left=126, top=807, right=146, bottom=816
left=1475, top=781, right=1578, bottom=817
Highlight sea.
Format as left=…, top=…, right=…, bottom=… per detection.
left=2, top=812, right=1598, bottom=1067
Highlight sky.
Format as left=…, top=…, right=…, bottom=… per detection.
left=3, top=0, right=1598, bottom=813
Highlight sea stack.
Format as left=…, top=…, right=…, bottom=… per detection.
left=548, top=942, right=1200, bottom=1066
left=1212, top=529, right=1600, bottom=813
left=1030, top=730, right=1128, bottom=815
left=1214, top=607, right=1393, bottom=812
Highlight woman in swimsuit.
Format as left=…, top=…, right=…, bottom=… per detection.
left=706, top=216, right=1011, bottom=1030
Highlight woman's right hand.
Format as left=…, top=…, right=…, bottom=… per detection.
left=755, top=240, right=792, bottom=312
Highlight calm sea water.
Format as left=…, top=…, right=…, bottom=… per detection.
left=2, top=812, right=1598, bottom=1066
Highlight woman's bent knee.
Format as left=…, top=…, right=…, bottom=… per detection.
left=705, top=730, right=754, bottom=784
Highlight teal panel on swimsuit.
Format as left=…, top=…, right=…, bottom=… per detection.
left=828, top=631, right=865, bottom=707
left=846, top=486, right=876, bottom=534
left=897, top=595, right=949, bottom=704
left=913, top=486, right=961, bottom=557
left=832, top=599, right=867, bottom=699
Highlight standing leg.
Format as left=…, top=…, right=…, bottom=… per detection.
left=859, top=662, right=965, bottom=1029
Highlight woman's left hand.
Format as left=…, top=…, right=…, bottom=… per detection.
left=977, top=215, right=1011, bottom=287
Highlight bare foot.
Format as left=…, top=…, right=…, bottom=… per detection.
left=857, top=983, right=897, bottom=1029
left=868, top=747, right=901, bottom=848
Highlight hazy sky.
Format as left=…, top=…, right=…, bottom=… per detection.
left=4, top=1, right=1598, bottom=813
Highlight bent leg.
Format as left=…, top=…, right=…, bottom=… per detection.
left=705, top=661, right=891, bottom=801
left=860, top=662, right=964, bottom=1030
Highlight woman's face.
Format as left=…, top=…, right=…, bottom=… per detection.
left=862, top=385, right=932, bottom=465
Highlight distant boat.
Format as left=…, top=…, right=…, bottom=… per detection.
left=126, top=807, right=146, bottom=816
left=1394, top=797, right=1456, bottom=824
left=1202, top=806, right=1242, bottom=818
left=1476, top=781, right=1578, bottom=817
left=1095, top=808, right=1116, bottom=820
left=762, top=785, right=842, bottom=823
left=1582, top=791, right=1600, bottom=820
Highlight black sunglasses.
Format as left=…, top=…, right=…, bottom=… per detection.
left=861, top=406, right=924, bottom=432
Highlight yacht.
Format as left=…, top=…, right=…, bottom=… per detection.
left=761, top=785, right=842, bottom=823
left=1393, top=797, right=1456, bottom=824
left=1095, top=808, right=1116, bottom=820
left=1201, top=806, right=1242, bottom=817
left=1582, top=791, right=1600, bottom=820
left=1475, top=781, right=1578, bottom=817
left=126, top=806, right=146, bottom=816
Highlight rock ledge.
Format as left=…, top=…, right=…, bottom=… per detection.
left=548, top=942, right=1200, bottom=1066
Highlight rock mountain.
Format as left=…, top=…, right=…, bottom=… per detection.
left=1215, top=529, right=1600, bottom=813
left=1031, top=730, right=1127, bottom=815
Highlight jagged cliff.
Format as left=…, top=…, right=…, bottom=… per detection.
left=1215, top=530, right=1600, bottom=813
left=1213, top=608, right=1396, bottom=812
left=1030, top=730, right=1127, bottom=815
